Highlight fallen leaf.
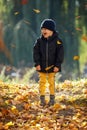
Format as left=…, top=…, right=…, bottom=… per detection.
left=4, top=121, right=14, bottom=129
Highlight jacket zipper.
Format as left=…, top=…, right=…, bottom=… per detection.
left=46, top=40, right=48, bottom=71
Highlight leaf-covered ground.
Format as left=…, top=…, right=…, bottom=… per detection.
left=0, top=79, right=87, bottom=130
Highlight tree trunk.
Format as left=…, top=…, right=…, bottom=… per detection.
left=49, top=0, right=80, bottom=79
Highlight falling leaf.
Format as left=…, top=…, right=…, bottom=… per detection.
left=82, top=35, right=87, bottom=42
left=73, top=55, right=80, bottom=60
left=76, top=16, right=81, bottom=19
left=45, top=65, right=54, bottom=71
left=76, top=28, right=82, bottom=31
left=14, top=12, right=19, bottom=15
left=11, top=44, right=16, bottom=48
left=21, top=0, right=28, bottom=5
left=71, top=32, right=75, bottom=35
left=57, top=40, right=62, bottom=44
left=23, top=19, right=30, bottom=25
left=33, top=9, right=40, bottom=13
left=64, top=30, right=68, bottom=32
left=6, top=66, right=12, bottom=72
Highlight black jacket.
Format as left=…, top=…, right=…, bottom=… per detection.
left=33, top=32, right=64, bottom=73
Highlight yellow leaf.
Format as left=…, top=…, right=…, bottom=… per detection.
left=73, top=56, right=79, bottom=60
left=4, top=121, right=14, bottom=129
left=6, top=121, right=14, bottom=126
left=11, top=105, right=19, bottom=115
left=14, top=12, right=19, bottom=15
left=57, top=40, right=62, bottom=44
left=30, top=120, right=36, bottom=125
left=33, top=9, right=40, bottom=13
left=5, top=100, right=9, bottom=105
left=76, top=15, right=81, bottom=19
left=69, top=123, right=75, bottom=129
left=53, top=103, right=62, bottom=110
left=82, top=35, right=87, bottom=42
left=76, top=27, right=82, bottom=31
left=83, top=89, right=87, bottom=94
left=23, top=19, right=30, bottom=25
left=81, top=121, right=87, bottom=127
left=45, top=65, right=54, bottom=71
left=11, top=105, right=16, bottom=111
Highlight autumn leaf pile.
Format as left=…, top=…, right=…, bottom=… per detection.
left=0, top=79, right=87, bottom=130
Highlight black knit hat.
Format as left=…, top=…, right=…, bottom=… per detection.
left=40, top=19, right=56, bottom=31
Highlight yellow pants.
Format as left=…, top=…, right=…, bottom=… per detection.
left=38, top=72, right=55, bottom=95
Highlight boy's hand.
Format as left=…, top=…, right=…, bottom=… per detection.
left=36, top=65, right=41, bottom=71
left=53, top=67, right=59, bottom=73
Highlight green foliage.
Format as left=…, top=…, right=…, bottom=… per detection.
left=79, top=39, right=87, bottom=71
left=0, top=66, right=11, bottom=82
left=0, top=66, right=36, bottom=84
left=21, top=67, right=36, bottom=84
left=0, top=0, right=13, bottom=24
left=63, top=0, right=68, bottom=14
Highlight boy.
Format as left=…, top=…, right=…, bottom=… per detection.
left=33, top=19, right=64, bottom=106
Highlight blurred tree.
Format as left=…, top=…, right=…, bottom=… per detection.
left=78, top=0, right=87, bottom=34
left=0, top=0, right=87, bottom=78
left=10, top=0, right=23, bottom=25
left=13, top=20, right=37, bottom=67
left=0, top=21, right=13, bottom=64
left=0, top=0, right=14, bottom=65
left=49, top=0, right=80, bottom=78
left=10, top=0, right=49, bottom=67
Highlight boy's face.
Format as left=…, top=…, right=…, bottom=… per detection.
left=41, top=28, right=53, bottom=38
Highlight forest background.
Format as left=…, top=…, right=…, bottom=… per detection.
left=0, top=0, right=87, bottom=81
left=0, top=1, right=87, bottom=129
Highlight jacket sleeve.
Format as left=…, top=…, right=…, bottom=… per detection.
left=55, top=38, right=64, bottom=68
left=33, top=39, right=41, bottom=67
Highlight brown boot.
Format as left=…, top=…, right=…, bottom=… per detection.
left=40, top=95, right=46, bottom=106
left=48, top=95, right=55, bottom=106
